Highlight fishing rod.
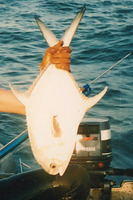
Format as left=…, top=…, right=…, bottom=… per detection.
left=0, top=129, right=28, bottom=159
left=81, top=52, right=132, bottom=96
left=0, top=53, right=131, bottom=159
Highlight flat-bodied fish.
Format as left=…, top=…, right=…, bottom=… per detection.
left=10, top=7, right=108, bottom=176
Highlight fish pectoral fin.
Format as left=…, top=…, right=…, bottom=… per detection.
left=85, top=86, right=108, bottom=111
left=52, top=116, right=62, bottom=138
left=9, top=83, right=29, bottom=106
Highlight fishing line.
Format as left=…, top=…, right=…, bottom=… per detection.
left=90, top=53, right=131, bottom=85
left=81, top=52, right=132, bottom=96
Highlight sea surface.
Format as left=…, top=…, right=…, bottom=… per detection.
left=0, top=0, right=133, bottom=181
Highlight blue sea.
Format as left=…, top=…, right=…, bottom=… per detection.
left=0, top=0, right=133, bottom=180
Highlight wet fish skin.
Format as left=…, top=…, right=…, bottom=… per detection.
left=10, top=6, right=108, bottom=176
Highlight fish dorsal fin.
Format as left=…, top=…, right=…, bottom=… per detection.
left=84, top=86, right=108, bottom=111
left=26, top=69, right=45, bottom=96
left=9, top=83, right=29, bottom=106
left=9, top=68, right=47, bottom=106
left=35, top=6, right=85, bottom=47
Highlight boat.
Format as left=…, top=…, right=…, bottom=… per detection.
left=0, top=118, right=133, bottom=200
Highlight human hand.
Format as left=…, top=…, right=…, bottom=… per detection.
left=40, top=41, right=72, bottom=72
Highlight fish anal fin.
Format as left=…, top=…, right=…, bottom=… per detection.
left=85, top=86, right=108, bottom=111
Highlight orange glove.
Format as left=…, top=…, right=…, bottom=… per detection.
left=40, top=41, right=72, bottom=72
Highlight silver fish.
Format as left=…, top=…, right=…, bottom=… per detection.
left=10, top=7, right=108, bottom=176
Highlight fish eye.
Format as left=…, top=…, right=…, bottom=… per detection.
left=50, top=163, right=56, bottom=169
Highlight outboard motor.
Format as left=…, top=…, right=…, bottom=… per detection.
left=71, top=118, right=112, bottom=170
left=71, top=118, right=112, bottom=188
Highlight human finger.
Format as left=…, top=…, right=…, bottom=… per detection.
left=48, top=41, right=64, bottom=54
left=52, top=52, right=71, bottom=59
left=59, top=46, right=72, bottom=53
left=55, top=64, right=71, bottom=72
left=51, top=57, right=70, bottom=64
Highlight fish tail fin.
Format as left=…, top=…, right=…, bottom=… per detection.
left=61, top=6, right=85, bottom=46
left=35, top=6, right=85, bottom=47
left=35, top=16, right=59, bottom=47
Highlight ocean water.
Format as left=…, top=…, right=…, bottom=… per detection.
left=0, top=0, right=133, bottom=176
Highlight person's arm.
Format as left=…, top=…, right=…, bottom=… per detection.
left=0, top=41, right=71, bottom=115
left=0, top=88, right=25, bottom=115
